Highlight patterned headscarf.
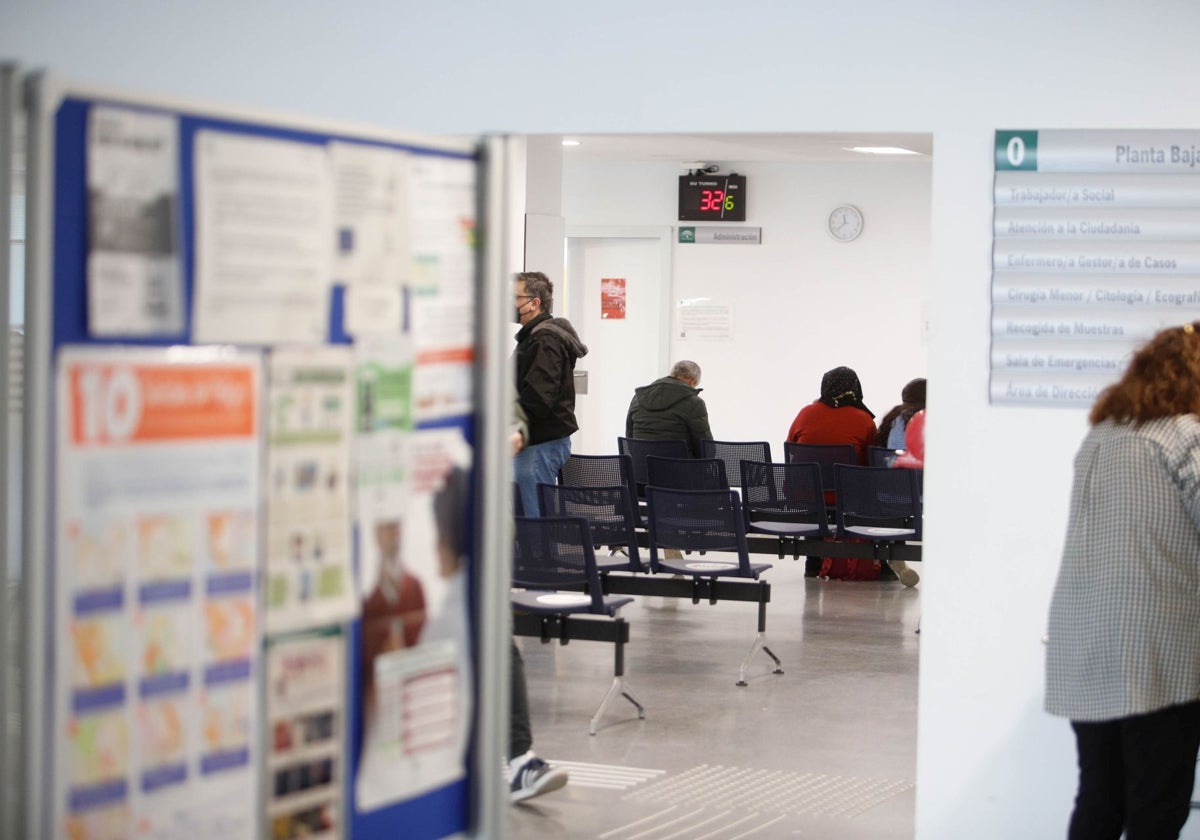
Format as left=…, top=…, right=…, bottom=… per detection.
left=819, top=366, right=874, bottom=417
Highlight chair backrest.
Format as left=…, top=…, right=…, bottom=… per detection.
left=537, top=483, right=642, bottom=572
left=867, top=446, right=900, bottom=468
left=512, top=481, right=524, bottom=517
left=700, top=440, right=772, bottom=488
left=739, top=460, right=829, bottom=535
left=559, top=453, right=638, bottom=508
left=833, top=464, right=922, bottom=540
left=512, top=515, right=606, bottom=612
left=645, top=455, right=728, bottom=490
left=618, top=437, right=690, bottom=492
left=783, top=442, right=857, bottom=492
left=644, top=486, right=754, bottom=576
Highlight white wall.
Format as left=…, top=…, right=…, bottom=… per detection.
left=562, top=158, right=931, bottom=446
left=7, top=3, right=1200, bottom=837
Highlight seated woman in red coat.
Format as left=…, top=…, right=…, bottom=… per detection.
left=786, top=366, right=879, bottom=580
left=786, top=365, right=876, bottom=464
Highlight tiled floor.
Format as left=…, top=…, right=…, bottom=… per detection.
left=508, top=556, right=921, bottom=839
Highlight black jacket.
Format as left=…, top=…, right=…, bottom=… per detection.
left=514, top=313, right=588, bottom=445
left=625, top=376, right=713, bottom=457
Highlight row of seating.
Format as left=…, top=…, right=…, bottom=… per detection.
left=561, top=447, right=923, bottom=545
left=510, top=439, right=924, bottom=735
left=620, top=437, right=905, bottom=491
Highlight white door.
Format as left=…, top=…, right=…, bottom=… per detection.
left=563, top=228, right=671, bottom=455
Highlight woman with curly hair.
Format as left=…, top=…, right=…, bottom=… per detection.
left=1046, top=321, right=1200, bottom=840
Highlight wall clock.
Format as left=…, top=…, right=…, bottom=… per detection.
left=828, top=205, right=863, bottom=241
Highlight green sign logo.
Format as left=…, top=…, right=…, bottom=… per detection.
left=995, top=131, right=1038, bottom=171
left=678, top=227, right=696, bottom=243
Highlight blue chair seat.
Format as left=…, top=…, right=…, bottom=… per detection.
left=747, top=519, right=826, bottom=536
left=841, top=524, right=918, bottom=540
left=656, top=556, right=772, bottom=577
left=511, top=589, right=633, bottom=615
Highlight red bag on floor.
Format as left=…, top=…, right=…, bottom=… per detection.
left=819, top=556, right=881, bottom=581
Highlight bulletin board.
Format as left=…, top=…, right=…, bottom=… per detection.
left=21, top=77, right=492, bottom=840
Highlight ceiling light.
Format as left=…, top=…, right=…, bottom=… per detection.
left=562, top=139, right=581, bottom=147
left=844, top=146, right=921, bottom=155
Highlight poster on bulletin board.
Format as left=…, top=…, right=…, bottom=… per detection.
left=53, top=345, right=263, bottom=840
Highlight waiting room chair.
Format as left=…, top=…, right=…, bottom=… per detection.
left=868, top=446, right=901, bottom=468
left=645, top=455, right=729, bottom=491
left=700, top=440, right=772, bottom=488
left=537, top=483, right=645, bottom=573
left=739, top=460, right=830, bottom=557
left=833, top=464, right=922, bottom=542
left=783, top=442, right=857, bottom=495
left=559, top=453, right=642, bottom=525
left=644, top=485, right=782, bottom=685
left=618, top=437, right=689, bottom=496
left=512, top=515, right=645, bottom=733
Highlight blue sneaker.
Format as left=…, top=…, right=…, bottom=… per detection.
left=510, top=754, right=568, bottom=803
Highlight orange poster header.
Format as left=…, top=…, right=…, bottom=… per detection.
left=69, top=363, right=257, bottom=445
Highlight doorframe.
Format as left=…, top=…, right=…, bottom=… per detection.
left=564, top=225, right=673, bottom=380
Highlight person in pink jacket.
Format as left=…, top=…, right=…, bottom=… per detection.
left=888, top=409, right=924, bottom=586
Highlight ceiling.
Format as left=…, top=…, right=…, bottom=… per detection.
left=547, top=132, right=933, bottom=165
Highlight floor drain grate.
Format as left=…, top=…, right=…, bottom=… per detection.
left=624, top=763, right=913, bottom=818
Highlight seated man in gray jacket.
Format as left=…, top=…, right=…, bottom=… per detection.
left=625, top=360, right=713, bottom=456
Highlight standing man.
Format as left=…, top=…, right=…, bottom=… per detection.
left=512, top=271, right=587, bottom=516
left=626, top=360, right=712, bottom=457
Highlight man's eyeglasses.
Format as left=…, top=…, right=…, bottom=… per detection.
left=514, top=294, right=535, bottom=301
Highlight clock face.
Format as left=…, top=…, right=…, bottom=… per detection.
left=828, top=205, right=863, bottom=241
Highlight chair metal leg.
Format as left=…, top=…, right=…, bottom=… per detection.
left=737, top=631, right=784, bottom=686
left=590, top=675, right=645, bottom=735
left=591, top=626, right=644, bottom=734
left=738, top=582, right=785, bottom=685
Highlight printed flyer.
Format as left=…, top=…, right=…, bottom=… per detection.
left=86, top=106, right=184, bottom=337
left=354, top=428, right=472, bottom=812
left=408, top=155, right=476, bottom=422
left=265, top=630, right=344, bottom=840
left=264, top=346, right=357, bottom=634
left=54, top=346, right=262, bottom=840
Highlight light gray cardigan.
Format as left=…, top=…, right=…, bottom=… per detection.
left=1046, top=415, right=1200, bottom=722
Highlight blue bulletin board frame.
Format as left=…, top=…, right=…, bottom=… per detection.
left=43, top=92, right=481, bottom=840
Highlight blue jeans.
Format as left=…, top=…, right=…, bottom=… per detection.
left=513, top=436, right=571, bottom=516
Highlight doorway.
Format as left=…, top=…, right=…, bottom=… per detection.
left=563, top=226, right=671, bottom=456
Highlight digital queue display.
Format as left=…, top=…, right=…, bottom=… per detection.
left=678, top=174, right=746, bottom=222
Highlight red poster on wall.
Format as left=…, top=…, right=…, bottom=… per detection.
left=600, top=278, right=626, bottom=319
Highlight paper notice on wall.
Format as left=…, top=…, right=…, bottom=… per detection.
left=331, top=142, right=410, bottom=337
left=266, top=630, right=344, bottom=840
left=601, top=277, right=627, bottom=319
left=86, top=106, right=184, bottom=337
left=677, top=299, right=733, bottom=339
left=264, top=346, right=357, bottom=634
left=411, top=298, right=474, bottom=422
left=54, top=346, right=263, bottom=840
left=404, top=154, right=476, bottom=420
left=408, top=155, right=475, bottom=300
left=355, top=428, right=472, bottom=813
left=193, top=130, right=333, bottom=344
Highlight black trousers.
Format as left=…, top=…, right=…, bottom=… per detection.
left=1069, top=699, right=1200, bottom=840
left=510, top=641, right=532, bottom=759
